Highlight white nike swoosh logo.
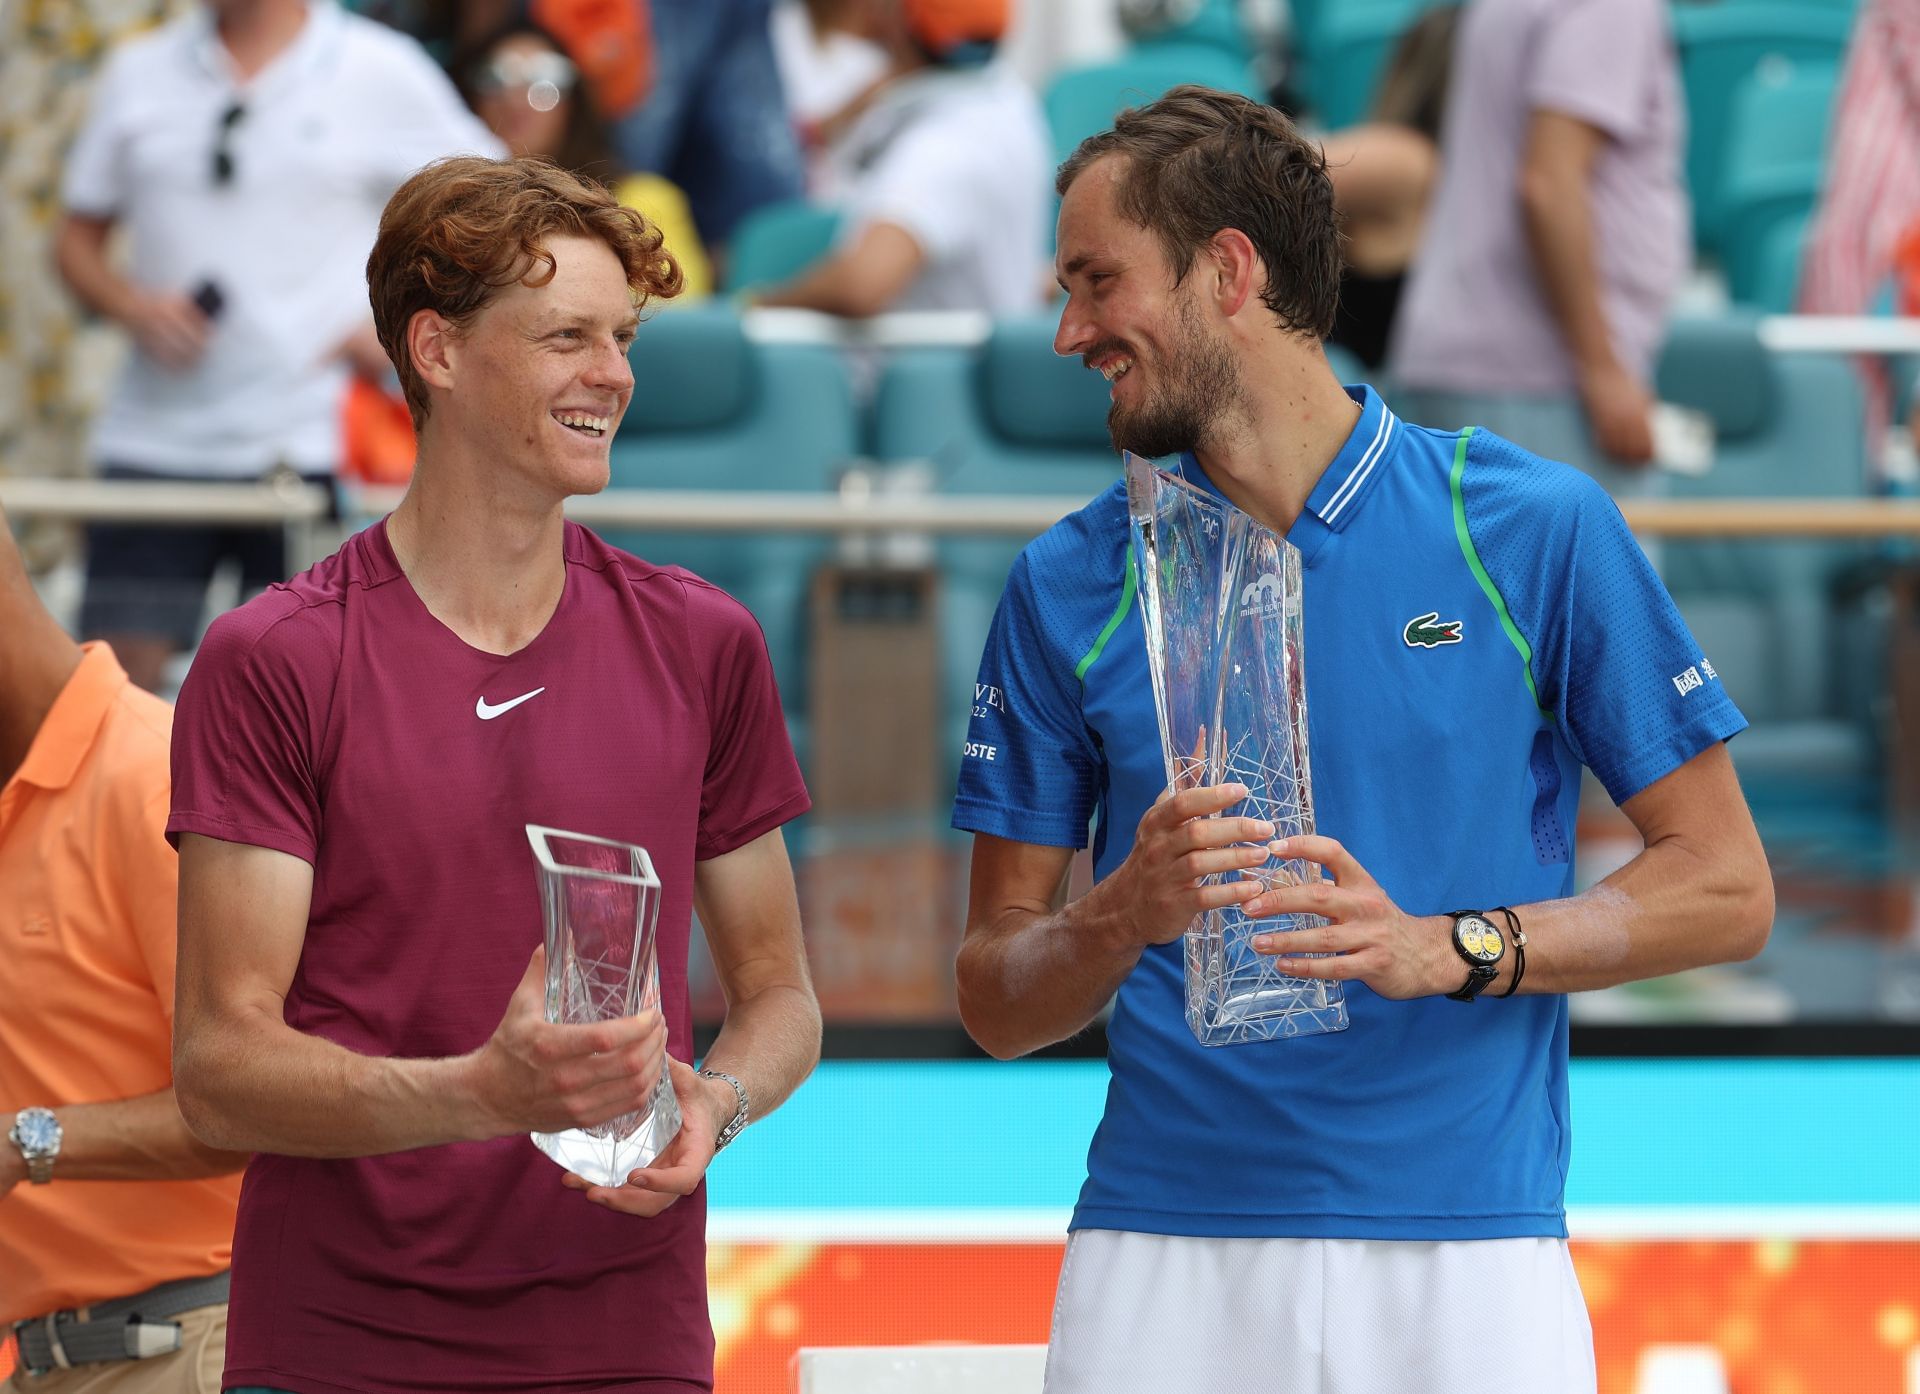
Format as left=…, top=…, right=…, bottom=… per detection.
left=475, top=687, right=546, bottom=720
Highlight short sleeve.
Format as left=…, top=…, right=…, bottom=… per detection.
left=689, top=583, right=811, bottom=860
left=951, top=552, right=1100, bottom=848
left=61, top=45, right=139, bottom=216
left=1525, top=0, right=1663, bottom=142
left=167, top=605, right=331, bottom=864
left=1466, top=437, right=1747, bottom=805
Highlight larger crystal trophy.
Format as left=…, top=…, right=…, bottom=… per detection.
left=1125, top=452, right=1349, bottom=1046
left=525, top=825, right=683, bottom=1184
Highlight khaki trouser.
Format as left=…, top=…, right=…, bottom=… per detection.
left=7, top=1305, right=225, bottom=1394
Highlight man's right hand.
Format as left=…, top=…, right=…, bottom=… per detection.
left=121, top=291, right=212, bottom=371
left=1089, top=783, right=1275, bottom=951
left=464, top=946, right=668, bottom=1138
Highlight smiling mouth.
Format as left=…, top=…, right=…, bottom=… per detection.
left=552, top=410, right=610, bottom=438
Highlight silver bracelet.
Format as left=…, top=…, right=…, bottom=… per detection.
left=697, top=1068, right=749, bottom=1152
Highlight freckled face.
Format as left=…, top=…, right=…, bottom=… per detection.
left=444, top=234, right=638, bottom=500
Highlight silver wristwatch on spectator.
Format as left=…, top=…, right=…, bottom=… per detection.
left=698, top=1069, right=749, bottom=1153
left=9, top=1107, right=62, bottom=1184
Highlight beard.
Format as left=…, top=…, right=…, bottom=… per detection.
left=1104, top=292, right=1242, bottom=460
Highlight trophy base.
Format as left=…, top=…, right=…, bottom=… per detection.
left=1185, top=923, right=1350, bottom=1047
left=531, top=1070, right=683, bottom=1187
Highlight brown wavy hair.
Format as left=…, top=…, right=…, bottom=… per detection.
left=1056, top=85, right=1341, bottom=340
left=368, top=156, right=684, bottom=427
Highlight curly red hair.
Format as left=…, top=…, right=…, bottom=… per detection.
left=367, top=156, right=683, bottom=427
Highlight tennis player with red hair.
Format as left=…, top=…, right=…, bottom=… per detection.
left=169, top=157, right=820, bottom=1393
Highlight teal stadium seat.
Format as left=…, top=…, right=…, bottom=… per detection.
left=1750, top=210, right=1814, bottom=312
left=1672, top=4, right=1852, bottom=253
left=1654, top=311, right=1877, bottom=793
left=1718, top=60, right=1837, bottom=307
left=725, top=200, right=842, bottom=294
left=871, top=315, right=1124, bottom=781
left=1044, top=44, right=1263, bottom=165
left=605, top=307, right=859, bottom=752
left=1300, top=0, right=1451, bottom=132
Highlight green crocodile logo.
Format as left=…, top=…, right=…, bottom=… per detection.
left=1403, top=612, right=1464, bottom=648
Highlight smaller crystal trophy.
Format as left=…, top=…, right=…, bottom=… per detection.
left=525, top=825, right=682, bottom=1185
left=1125, top=452, right=1349, bottom=1047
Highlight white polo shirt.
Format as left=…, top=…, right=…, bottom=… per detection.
left=62, top=1, right=501, bottom=477
left=820, top=62, right=1050, bottom=315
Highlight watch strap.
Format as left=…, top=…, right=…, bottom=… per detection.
left=697, top=1068, right=749, bottom=1153
left=1445, top=962, right=1499, bottom=1002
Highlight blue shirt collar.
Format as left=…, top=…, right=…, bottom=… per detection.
left=1172, top=384, right=1399, bottom=563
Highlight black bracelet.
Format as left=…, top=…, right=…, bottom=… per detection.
left=1492, top=905, right=1526, bottom=997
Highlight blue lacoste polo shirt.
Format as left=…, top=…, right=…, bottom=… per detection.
left=952, top=385, right=1746, bottom=1239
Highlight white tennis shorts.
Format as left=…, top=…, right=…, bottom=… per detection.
left=1044, top=1229, right=1597, bottom=1394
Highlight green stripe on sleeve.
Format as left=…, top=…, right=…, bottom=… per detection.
left=1075, top=543, right=1138, bottom=683
left=1449, top=430, right=1549, bottom=715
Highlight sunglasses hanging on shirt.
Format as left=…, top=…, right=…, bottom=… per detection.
left=212, top=102, right=246, bottom=186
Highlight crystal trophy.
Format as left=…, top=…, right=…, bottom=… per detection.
left=525, top=825, right=683, bottom=1184
left=1124, top=452, right=1349, bottom=1046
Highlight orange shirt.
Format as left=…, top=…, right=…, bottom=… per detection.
left=0, top=643, right=241, bottom=1322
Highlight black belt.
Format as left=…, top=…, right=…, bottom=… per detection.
left=12, top=1271, right=229, bottom=1377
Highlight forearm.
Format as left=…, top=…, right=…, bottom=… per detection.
left=699, top=982, right=821, bottom=1130
left=1505, top=835, right=1772, bottom=995
left=957, top=880, right=1144, bottom=1060
left=23, top=1089, right=248, bottom=1182
left=753, top=256, right=882, bottom=318
left=54, top=220, right=142, bottom=324
left=175, top=1009, right=494, bottom=1157
left=1519, top=171, right=1618, bottom=375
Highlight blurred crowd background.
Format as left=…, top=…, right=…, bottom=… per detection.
left=3, top=0, right=1920, bottom=1038
left=5, top=3, right=1920, bottom=1391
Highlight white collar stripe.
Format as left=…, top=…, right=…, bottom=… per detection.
left=1323, top=408, right=1394, bottom=525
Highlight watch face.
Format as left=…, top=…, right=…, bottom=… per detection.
left=14, top=1110, right=58, bottom=1154
left=1455, top=916, right=1502, bottom=963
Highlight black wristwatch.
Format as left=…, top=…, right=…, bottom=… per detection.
left=1444, top=911, right=1506, bottom=1001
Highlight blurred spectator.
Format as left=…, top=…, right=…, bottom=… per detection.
left=1799, top=0, right=1920, bottom=463
left=0, top=2, right=190, bottom=503
left=53, top=0, right=499, bottom=692
left=1320, top=5, right=1459, bottom=373
left=459, top=19, right=714, bottom=297
left=1389, top=0, right=1687, bottom=495
left=772, top=0, right=890, bottom=172
left=755, top=0, right=1049, bottom=317
left=612, top=0, right=807, bottom=254
left=338, top=0, right=514, bottom=62
left=0, top=503, right=248, bottom=1392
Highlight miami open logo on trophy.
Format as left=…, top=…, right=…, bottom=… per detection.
left=1125, top=452, right=1349, bottom=1047
left=525, top=825, right=683, bottom=1184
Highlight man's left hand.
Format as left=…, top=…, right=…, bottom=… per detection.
left=561, top=1056, right=727, bottom=1218
left=1242, top=835, right=1455, bottom=999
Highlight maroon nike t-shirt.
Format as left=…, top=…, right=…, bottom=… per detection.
left=168, top=520, right=809, bottom=1393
